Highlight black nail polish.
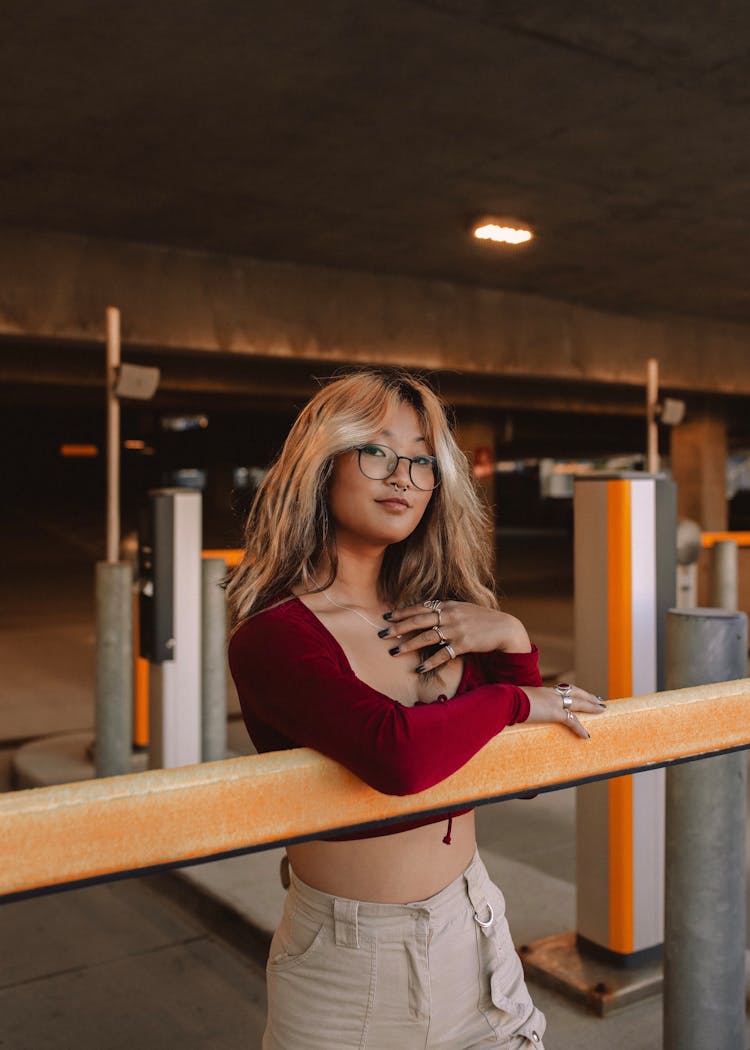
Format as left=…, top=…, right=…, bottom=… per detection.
left=415, top=664, right=425, bottom=673
left=377, top=628, right=390, bottom=638
left=383, top=612, right=393, bottom=621
left=389, top=646, right=400, bottom=656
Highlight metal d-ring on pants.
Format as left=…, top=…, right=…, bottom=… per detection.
left=262, top=849, right=546, bottom=1049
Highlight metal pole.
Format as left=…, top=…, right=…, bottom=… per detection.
left=106, top=306, right=121, bottom=565
left=711, top=539, right=738, bottom=612
left=646, top=357, right=660, bottom=474
left=676, top=563, right=697, bottom=609
left=201, top=557, right=228, bottom=762
left=95, top=561, right=133, bottom=777
left=663, top=608, right=747, bottom=1050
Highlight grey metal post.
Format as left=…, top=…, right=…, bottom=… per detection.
left=711, top=539, right=738, bottom=612
left=663, top=608, right=747, bottom=1050
left=201, top=557, right=228, bottom=762
left=676, top=519, right=701, bottom=610
left=95, top=561, right=133, bottom=777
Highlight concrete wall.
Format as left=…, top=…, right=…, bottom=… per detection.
left=2, top=229, right=750, bottom=394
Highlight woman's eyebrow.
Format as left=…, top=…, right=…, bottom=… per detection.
left=379, top=429, right=427, bottom=443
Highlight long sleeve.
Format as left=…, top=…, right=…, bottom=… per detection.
left=229, top=606, right=530, bottom=797
left=477, top=645, right=543, bottom=687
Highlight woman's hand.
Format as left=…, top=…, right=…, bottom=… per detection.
left=522, top=684, right=606, bottom=739
left=381, top=600, right=531, bottom=673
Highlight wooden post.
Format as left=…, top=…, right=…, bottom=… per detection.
left=106, top=306, right=121, bottom=564
left=646, top=358, right=659, bottom=474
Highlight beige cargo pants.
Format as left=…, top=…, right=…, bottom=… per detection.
left=263, top=849, right=546, bottom=1050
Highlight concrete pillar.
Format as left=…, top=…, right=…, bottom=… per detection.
left=670, top=416, right=728, bottom=531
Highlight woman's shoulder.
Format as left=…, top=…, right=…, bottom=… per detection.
left=229, top=592, right=329, bottom=651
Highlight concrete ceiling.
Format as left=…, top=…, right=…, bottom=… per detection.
left=3, top=1, right=750, bottom=323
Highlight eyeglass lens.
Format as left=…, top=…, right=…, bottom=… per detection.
left=358, top=444, right=438, bottom=490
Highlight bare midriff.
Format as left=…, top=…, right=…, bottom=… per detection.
left=288, top=589, right=475, bottom=904
left=287, top=811, right=476, bottom=903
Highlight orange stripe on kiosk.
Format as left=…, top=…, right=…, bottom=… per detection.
left=574, top=473, right=676, bottom=967
left=607, top=481, right=634, bottom=953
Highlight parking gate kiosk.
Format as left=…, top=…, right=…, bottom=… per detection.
left=574, top=473, right=676, bottom=964
left=139, top=488, right=202, bottom=769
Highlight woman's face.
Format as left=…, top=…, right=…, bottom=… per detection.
left=328, top=402, right=435, bottom=549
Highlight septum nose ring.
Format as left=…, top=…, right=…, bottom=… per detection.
left=390, top=480, right=408, bottom=492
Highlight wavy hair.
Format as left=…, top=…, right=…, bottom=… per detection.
left=226, top=369, right=498, bottom=626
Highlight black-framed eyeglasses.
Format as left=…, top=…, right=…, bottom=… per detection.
left=353, top=443, right=440, bottom=491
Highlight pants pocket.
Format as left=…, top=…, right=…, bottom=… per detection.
left=268, top=919, right=327, bottom=974
left=489, top=977, right=546, bottom=1047
left=475, top=889, right=546, bottom=1046
left=267, top=903, right=327, bottom=973
left=265, top=913, right=377, bottom=1050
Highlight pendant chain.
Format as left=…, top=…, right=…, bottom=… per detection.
left=319, top=587, right=383, bottom=631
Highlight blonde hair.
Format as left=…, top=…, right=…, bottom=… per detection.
left=226, top=369, right=498, bottom=625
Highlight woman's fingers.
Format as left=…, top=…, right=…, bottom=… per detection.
left=388, top=626, right=453, bottom=654
left=414, top=644, right=456, bottom=675
left=523, top=685, right=606, bottom=739
left=386, top=602, right=449, bottom=623
left=387, top=629, right=458, bottom=673
left=559, top=686, right=607, bottom=712
left=555, top=686, right=606, bottom=738
left=384, top=607, right=447, bottom=635
left=558, top=686, right=606, bottom=739
left=562, top=711, right=591, bottom=740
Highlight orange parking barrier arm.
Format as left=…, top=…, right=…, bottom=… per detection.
left=202, top=548, right=242, bottom=566
left=2, top=679, right=749, bottom=901
left=702, top=531, right=750, bottom=548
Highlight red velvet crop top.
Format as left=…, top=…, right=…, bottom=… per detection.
left=228, top=595, right=542, bottom=842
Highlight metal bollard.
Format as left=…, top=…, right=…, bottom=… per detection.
left=663, top=608, right=747, bottom=1050
left=95, top=561, right=133, bottom=777
left=201, top=558, right=228, bottom=762
left=676, top=519, right=701, bottom=610
left=711, top=539, right=738, bottom=613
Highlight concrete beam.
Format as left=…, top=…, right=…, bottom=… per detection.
left=3, top=229, right=750, bottom=395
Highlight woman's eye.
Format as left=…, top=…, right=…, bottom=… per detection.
left=362, top=445, right=386, bottom=457
left=413, top=456, right=433, bottom=467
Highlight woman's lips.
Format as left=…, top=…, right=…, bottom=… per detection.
left=376, top=498, right=411, bottom=511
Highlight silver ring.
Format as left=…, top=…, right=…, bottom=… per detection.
left=423, top=599, right=443, bottom=613
left=432, top=626, right=447, bottom=643
left=555, top=683, right=574, bottom=710
left=443, top=643, right=456, bottom=660
left=565, top=710, right=575, bottom=721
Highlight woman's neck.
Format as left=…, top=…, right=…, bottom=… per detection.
left=320, top=538, right=385, bottom=606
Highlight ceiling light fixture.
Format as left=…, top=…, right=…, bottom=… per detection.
left=472, top=220, right=533, bottom=245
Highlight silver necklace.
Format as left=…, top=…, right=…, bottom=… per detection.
left=319, top=587, right=384, bottom=631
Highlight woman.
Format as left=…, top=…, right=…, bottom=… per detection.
left=227, top=369, right=604, bottom=1050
